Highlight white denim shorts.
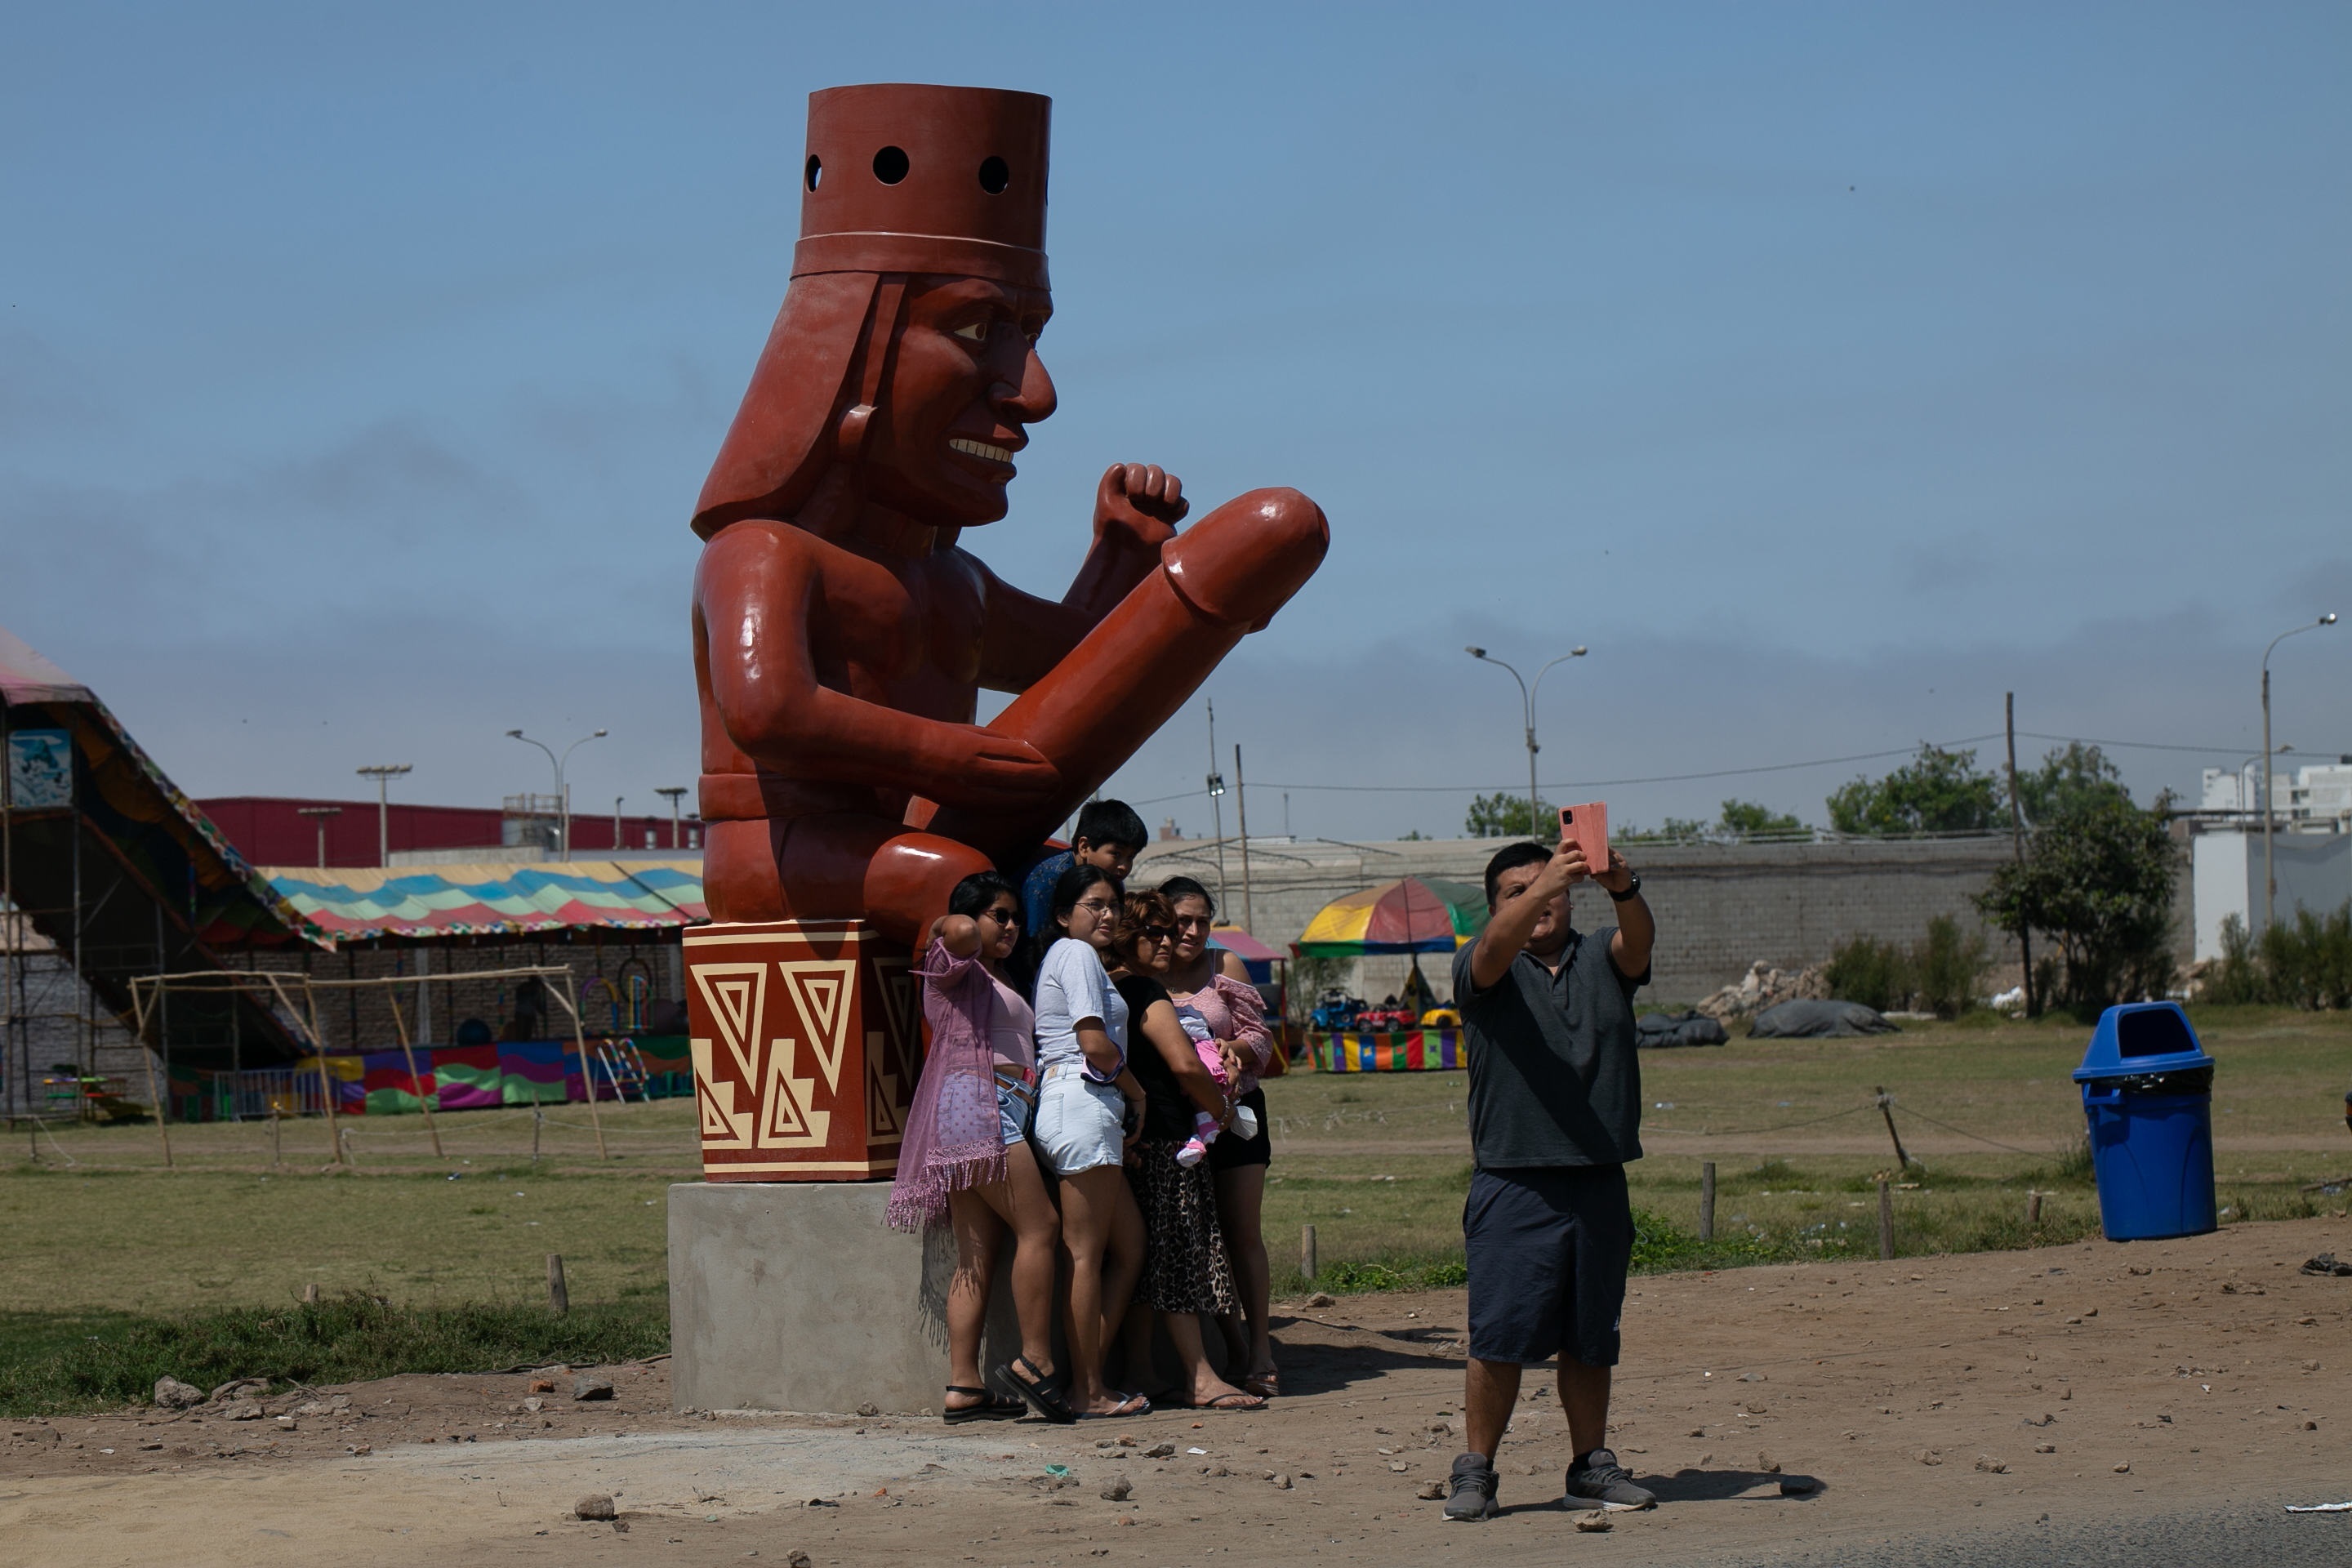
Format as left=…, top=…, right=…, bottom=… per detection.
left=1034, top=1062, right=1126, bottom=1174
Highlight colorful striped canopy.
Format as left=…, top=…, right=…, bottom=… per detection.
left=1294, top=875, right=1486, bottom=957
left=261, top=861, right=708, bottom=942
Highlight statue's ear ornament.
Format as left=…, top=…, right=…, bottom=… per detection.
left=836, top=403, right=877, bottom=461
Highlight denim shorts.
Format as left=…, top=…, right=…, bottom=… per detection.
left=995, top=1069, right=1036, bottom=1147
left=1034, top=1062, right=1126, bottom=1174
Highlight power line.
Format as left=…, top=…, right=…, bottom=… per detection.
left=1251, top=735, right=2008, bottom=795
left=1111, top=726, right=2275, bottom=815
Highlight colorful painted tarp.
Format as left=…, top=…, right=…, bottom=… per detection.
left=260, top=862, right=708, bottom=942
left=1307, top=1028, right=1466, bottom=1072
left=1294, top=877, right=1486, bottom=957
left=159, top=1037, right=693, bottom=1119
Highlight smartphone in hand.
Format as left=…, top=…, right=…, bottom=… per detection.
left=1558, top=802, right=1609, bottom=873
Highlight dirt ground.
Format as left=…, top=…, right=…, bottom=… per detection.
left=6, top=1216, right=2349, bottom=1567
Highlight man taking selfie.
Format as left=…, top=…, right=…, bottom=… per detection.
left=1441, top=829, right=1656, bottom=1521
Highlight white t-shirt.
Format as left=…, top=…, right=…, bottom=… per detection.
left=1033, top=937, right=1128, bottom=1078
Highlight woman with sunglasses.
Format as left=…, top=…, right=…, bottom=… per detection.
left=1031, top=861, right=1152, bottom=1419
left=887, top=871, right=1067, bottom=1423
left=1105, top=889, right=1264, bottom=1411
left=1158, top=875, right=1281, bottom=1399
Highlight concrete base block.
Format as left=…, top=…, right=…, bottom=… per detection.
left=666, top=1180, right=1019, bottom=1414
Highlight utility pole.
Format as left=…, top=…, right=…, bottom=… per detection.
left=1235, top=744, right=1255, bottom=936
left=296, top=805, right=341, bottom=868
left=354, top=765, right=411, bottom=867
left=612, top=795, right=624, bottom=853
left=2002, top=693, right=2036, bottom=1018
left=656, top=786, right=688, bottom=850
left=1205, top=699, right=1228, bottom=914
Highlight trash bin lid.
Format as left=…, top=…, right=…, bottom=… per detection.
left=2072, top=1001, right=2213, bottom=1083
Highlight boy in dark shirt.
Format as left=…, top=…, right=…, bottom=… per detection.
left=1441, top=833, right=1657, bottom=1521
left=1022, top=799, right=1148, bottom=939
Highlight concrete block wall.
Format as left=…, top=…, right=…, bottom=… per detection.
left=1132, top=833, right=2189, bottom=1006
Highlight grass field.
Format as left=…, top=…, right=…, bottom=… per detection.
left=5, top=1004, right=2348, bottom=1411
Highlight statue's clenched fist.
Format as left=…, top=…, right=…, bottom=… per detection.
left=1094, top=462, right=1189, bottom=554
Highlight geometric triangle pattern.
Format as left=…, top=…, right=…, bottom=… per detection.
left=683, top=921, right=916, bottom=1181
left=756, top=1035, right=830, bottom=1148
left=693, top=961, right=769, bottom=1087
left=777, top=959, right=858, bottom=1094
left=689, top=1036, right=751, bottom=1147
left=864, top=1029, right=902, bottom=1140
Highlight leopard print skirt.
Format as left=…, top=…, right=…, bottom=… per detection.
left=1129, top=1141, right=1238, bottom=1316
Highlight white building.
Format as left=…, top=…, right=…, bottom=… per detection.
left=2199, top=757, right=2352, bottom=821
left=2190, top=755, right=2352, bottom=961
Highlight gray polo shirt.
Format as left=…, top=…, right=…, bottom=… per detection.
left=1452, top=926, right=1648, bottom=1169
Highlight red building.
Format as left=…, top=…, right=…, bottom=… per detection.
left=198, top=796, right=703, bottom=868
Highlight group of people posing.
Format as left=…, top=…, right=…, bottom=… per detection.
left=885, top=801, right=1280, bottom=1422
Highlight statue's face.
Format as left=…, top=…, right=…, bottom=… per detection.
left=866, top=277, right=1055, bottom=528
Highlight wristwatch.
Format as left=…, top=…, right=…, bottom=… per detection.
left=1607, top=871, right=1642, bottom=902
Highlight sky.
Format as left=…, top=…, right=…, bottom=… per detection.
left=3, top=2, right=2347, bottom=844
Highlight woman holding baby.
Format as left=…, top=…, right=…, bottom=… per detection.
left=1102, top=887, right=1264, bottom=1410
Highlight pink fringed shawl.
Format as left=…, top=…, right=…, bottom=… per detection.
left=885, top=939, right=1009, bottom=1232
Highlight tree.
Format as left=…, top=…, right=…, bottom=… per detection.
left=2011, top=742, right=2134, bottom=826
left=1717, top=799, right=1804, bottom=839
left=1826, top=746, right=2002, bottom=835
left=1976, top=791, right=2179, bottom=1010
left=1465, top=791, right=1554, bottom=839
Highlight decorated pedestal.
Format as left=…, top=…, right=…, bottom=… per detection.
left=683, top=920, right=921, bottom=1182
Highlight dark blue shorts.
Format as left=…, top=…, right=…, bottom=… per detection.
left=1463, top=1164, right=1633, bottom=1367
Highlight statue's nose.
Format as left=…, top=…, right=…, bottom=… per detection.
left=994, top=346, right=1056, bottom=425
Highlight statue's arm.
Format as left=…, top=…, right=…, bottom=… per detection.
left=976, top=463, right=1192, bottom=688
left=697, top=526, right=1058, bottom=811
left=1064, top=461, right=1190, bottom=619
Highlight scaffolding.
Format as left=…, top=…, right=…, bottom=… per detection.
left=125, top=964, right=610, bottom=1169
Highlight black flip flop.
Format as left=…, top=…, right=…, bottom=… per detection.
left=942, top=1385, right=1023, bottom=1424
left=992, top=1355, right=1078, bottom=1425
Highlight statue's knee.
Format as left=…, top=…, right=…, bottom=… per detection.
left=864, top=834, right=993, bottom=944
left=1164, top=487, right=1329, bottom=626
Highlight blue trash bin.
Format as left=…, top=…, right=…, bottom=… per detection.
left=2071, top=1003, right=2216, bottom=1242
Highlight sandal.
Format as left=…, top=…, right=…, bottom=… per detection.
left=1181, top=1390, right=1264, bottom=1411
left=1241, top=1370, right=1281, bottom=1400
left=942, top=1385, right=1023, bottom=1424
left=1076, top=1390, right=1153, bottom=1419
left=992, top=1355, right=1078, bottom=1425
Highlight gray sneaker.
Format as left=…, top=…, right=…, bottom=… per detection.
left=1564, top=1449, right=1655, bottom=1511
left=1442, top=1452, right=1498, bottom=1521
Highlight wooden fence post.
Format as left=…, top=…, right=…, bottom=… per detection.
left=1300, top=1224, right=1318, bottom=1282
left=1699, top=1161, right=1717, bottom=1243
left=547, top=1254, right=569, bottom=1315
left=2026, top=1191, right=2042, bottom=1227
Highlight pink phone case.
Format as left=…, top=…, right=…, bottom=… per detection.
left=1559, top=802, right=1609, bottom=871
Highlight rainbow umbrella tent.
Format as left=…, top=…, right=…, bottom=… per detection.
left=1294, top=875, right=1485, bottom=1074
left=1294, top=875, right=1486, bottom=956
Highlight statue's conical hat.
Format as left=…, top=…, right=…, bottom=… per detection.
left=692, top=84, right=1051, bottom=537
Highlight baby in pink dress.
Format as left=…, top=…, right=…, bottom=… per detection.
left=1173, top=1000, right=1262, bottom=1168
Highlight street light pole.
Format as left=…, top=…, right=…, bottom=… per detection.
left=2260, top=613, right=2337, bottom=933
left=505, top=728, right=608, bottom=859
left=354, top=765, right=411, bottom=867
left=656, top=786, right=688, bottom=850
left=296, top=805, right=341, bottom=868
left=1466, top=645, right=1586, bottom=836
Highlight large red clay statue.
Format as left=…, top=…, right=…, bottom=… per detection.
left=692, top=83, right=1328, bottom=943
